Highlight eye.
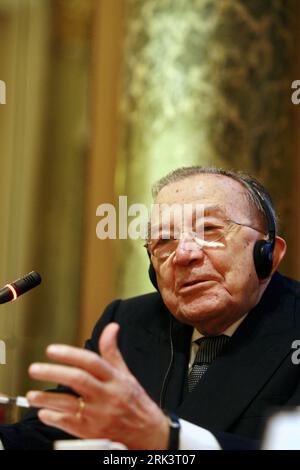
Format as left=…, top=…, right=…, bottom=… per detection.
left=200, top=224, right=225, bottom=242
left=156, top=238, right=172, bottom=246
left=196, top=220, right=225, bottom=233
left=202, top=225, right=223, bottom=234
left=153, top=237, right=178, bottom=259
left=153, top=234, right=176, bottom=247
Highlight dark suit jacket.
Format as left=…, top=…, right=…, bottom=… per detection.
left=0, top=272, right=300, bottom=450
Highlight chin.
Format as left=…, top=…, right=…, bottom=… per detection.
left=177, top=302, right=221, bottom=323
left=175, top=293, right=234, bottom=326
left=162, top=288, right=234, bottom=327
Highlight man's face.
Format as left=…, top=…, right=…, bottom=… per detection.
left=151, top=174, right=270, bottom=335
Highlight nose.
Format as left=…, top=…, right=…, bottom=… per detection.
left=173, top=237, right=205, bottom=266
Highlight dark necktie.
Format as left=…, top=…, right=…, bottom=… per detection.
left=187, top=335, right=229, bottom=393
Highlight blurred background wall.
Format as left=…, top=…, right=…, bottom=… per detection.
left=0, top=0, right=299, bottom=401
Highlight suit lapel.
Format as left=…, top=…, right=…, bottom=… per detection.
left=161, top=319, right=192, bottom=410
left=123, top=301, right=192, bottom=408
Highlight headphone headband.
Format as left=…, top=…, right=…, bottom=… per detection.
left=245, top=184, right=276, bottom=247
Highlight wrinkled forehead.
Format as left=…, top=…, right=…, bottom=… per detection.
left=153, top=174, right=252, bottom=221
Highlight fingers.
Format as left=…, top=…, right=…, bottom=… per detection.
left=26, top=391, right=79, bottom=414
left=28, top=323, right=130, bottom=410
left=99, top=323, right=129, bottom=373
left=37, top=409, right=86, bottom=439
left=43, top=322, right=128, bottom=381
left=45, top=344, right=113, bottom=382
left=28, top=363, right=104, bottom=399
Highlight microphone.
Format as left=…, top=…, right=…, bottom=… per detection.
left=0, top=271, right=42, bottom=304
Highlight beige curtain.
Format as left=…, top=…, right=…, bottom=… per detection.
left=0, top=0, right=94, bottom=395
left=0, top=0, right=53, bottom=395
left=78, top=0, right=125, bottom=345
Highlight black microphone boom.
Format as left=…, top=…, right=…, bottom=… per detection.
left=0, top=271, right=42, bottom=304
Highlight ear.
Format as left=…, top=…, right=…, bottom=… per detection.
left=271, top=236, right=287, bottom=274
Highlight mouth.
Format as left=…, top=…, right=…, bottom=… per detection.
left=178, top=278, right=215, bottom=294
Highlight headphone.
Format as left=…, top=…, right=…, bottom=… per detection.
left=147, top=187, right=276, bottom=290
left=252, top=190, right=276, bottom=280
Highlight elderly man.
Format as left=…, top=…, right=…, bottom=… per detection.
left=0, top=166, right=298, bottom=450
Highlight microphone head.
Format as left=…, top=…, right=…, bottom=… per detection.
left=14, top=271, right=42, bottom=292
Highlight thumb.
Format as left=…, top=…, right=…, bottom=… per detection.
left=99, top=323, right=129, bottom=372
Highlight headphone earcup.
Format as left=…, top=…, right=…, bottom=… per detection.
left=148, top=262, right=159, bottom=291
left=253, top=240, right=274, bottom=279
